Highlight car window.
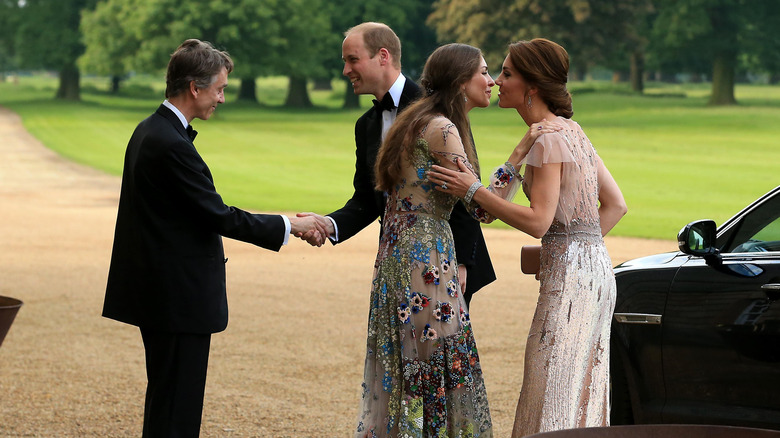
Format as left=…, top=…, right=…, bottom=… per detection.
left=722, top=192, right=780, bottom=253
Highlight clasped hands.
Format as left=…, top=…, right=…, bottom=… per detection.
left=288, top=212, right=334, bottom=247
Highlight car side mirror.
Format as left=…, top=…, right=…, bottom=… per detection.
left=678, top=219, right=721, bottom=265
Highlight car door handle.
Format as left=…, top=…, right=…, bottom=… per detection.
left=762, top=283, right=780, bottom=301
left=614, top=313, right=662, bottom=325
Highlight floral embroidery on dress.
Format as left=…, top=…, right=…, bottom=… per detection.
left=422, top=264, right=439, bottom=285
left=473, top=207, right=489, bottom=223
left=492, top=166, right=514, bottom=188
left=441, top=258, right=451, bottom=274
left=460, top=308, right=471, bottom=326
left=421, top=324, right=438, bottom=342
left=398, top=194, right=423, bottom=212
left=399, top=396, right=424, bottom=436
left=434, top=301, right=455, bottom=323
left=446, top=279, right=458, bottom=297
left=355, top=117, right=493, bottom=437
left=410, top=292, right=430, bottom=313
left=382, top=371, right=393, bottom=392
left=398, top=303, right=411, bottom=324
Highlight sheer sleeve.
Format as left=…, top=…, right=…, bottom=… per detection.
left=523, top=131, right=577, bottom=168
left=424, top=117, right=519, bottom=223
left=521, top=123, right=593, bottom=227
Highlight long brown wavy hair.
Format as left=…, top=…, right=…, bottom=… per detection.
left=507, top=38, right=573, bottom=118
left=375, top=43, right=483, bottom=192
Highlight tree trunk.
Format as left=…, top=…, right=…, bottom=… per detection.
left=342, top=77, right=359, bottom=109
left=110, top=75, right=121, bottom=94
left=611, top=71, right=628, bottom=83
left=238, top=77, right=258, bottom=102
left=313, top=77, right=332, bottom=90
left=707, top=3, right=738, bottom=106
left=284, top=76, right=312, bottom=107
left=56, top=63, right=80, bottom=100
left=709, top=50, right=737, bottom=105
left=630, top=50, right=644, bottom=93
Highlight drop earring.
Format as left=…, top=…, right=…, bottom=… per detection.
left=527, top=95, right=533, bottom=108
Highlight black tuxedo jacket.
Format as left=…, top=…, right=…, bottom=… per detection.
left=328, top=76, right=496, bottom=299
left=103, top=105, right=286, bottom=334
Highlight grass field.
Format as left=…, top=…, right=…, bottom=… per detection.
left=1, top=73, right=778, bottom=240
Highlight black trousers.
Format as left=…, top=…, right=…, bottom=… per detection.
left=140, top=328, right=211, bottom=438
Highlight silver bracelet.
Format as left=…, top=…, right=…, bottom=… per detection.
left=464, top=181, right=483, bottom=203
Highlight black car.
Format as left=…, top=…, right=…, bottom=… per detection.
left=610, top=185, right=780, bottom=430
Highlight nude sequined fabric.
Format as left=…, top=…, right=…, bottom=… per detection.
left=512, top=117, right=617, bottom=437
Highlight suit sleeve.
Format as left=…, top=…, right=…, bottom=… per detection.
left=155, top=139, right=286, bottom=251
left=449, top=202, right=481, bottom=268
left=327, top=114, right=383, bottom=243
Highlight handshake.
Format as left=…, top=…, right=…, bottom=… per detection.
left=287, top=212, right=334, bottom=247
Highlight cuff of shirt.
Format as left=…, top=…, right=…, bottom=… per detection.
left=281, top=215, right=291, bottom=245
left=326, top=216, right=339, bottom=242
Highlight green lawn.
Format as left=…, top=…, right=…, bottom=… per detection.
left=1, top=74, right=778, bottom=240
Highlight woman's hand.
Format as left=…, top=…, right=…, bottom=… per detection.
left=428, top=158, right=478, bottom=198
left=510, top=118, right=564, bottom=163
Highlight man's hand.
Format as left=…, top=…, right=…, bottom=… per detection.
left=288, top=215, right=328, bottom=247
left=292, top=213, right=335, bottom=247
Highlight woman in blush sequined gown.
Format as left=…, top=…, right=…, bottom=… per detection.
left=428, top=38, right=627, bottom=437
left=355, top=43, right=511, bottom=438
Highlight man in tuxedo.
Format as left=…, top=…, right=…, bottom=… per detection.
left=299, top=22, right=495, bottom=305
left=103, top=39, right=324, bottom=437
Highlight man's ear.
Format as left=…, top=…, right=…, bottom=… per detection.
left=189, top=80, right=199, bottom=98
left=377, top=48, right=390, bottom=66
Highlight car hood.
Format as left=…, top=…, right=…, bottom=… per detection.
left=614, top=251, right=685, bottom=272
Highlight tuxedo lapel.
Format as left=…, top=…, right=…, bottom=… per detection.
left=365, top=106, right=383, bottom=169
left=156, top=105, right=192, bottom=144
left=398, top=76, right=421, bottom=112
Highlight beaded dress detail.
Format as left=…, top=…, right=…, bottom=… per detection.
left=512, top=117, right=617, bottom=437
left=355, top=117, right=514, bottom=438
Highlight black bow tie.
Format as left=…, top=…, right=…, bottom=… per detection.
left=186, top=125, right=198, bottom=141
left=373, top=93, right=396, bottom=112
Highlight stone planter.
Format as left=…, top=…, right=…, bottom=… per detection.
left=0, top=296, right=23, bottom=348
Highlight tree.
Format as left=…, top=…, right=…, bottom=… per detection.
left=15, top=0, right=97, bottom=100
left=269, top=0, right=335, bottom=107
left=80, top=0, right=146, bottom=93
left=80, top=0, right=335, bottom=106
left=0, top=0, right=21, bottom=77
left=327, top=0, right=439, bottom=108
left=652, top=0, right=780, bottom=105
left=428, top=0, right=654, bottom=91
left=579, top=0, right=655, bottom=92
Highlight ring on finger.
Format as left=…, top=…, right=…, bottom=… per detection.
left=537, top=125, right=543, bottom=131
left=442, top=182, right=448, bottom=190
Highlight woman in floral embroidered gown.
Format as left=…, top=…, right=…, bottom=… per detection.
left=355, top=43, right=530, bottom=438
left=428, top=38, right=627, bottom=437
